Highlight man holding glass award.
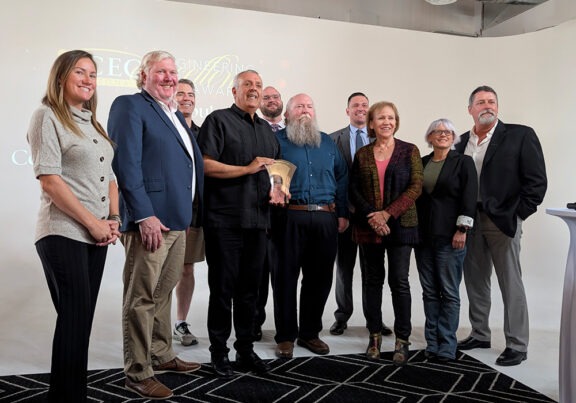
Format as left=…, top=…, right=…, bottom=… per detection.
left=196, top=70, right=285, bottom=378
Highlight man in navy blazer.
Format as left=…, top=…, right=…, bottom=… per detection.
left=455, top=85, right=547, bottom=367
left=108, top=51, right=204, bottom=400
left=328, top=92, right=392, bottom=337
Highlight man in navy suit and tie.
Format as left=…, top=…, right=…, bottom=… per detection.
left=108, top=50, right=204, bottom=400
left=329, top=92, right=392, bottom=337
left=455, top=85, right=547, bottom=367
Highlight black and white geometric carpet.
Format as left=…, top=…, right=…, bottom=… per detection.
left=0, top=350, right=556, bottom=402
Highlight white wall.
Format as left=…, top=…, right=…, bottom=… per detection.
left=1, top=0, right=573, bottom=362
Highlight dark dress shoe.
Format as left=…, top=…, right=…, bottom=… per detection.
left=434, top=355, right=454, bottom=363
left=495, top=348, right=527, bottom=366
left=297, top=338, right=330, bottom=355
left=457, top=336, right=491, bottom=350
left=153, top=357, right=201, bottom=374
left=211, top=355, right=235, bottom=379
left=424, top=350, right=437, bottom=359
left=329, top=321, right=347, bottom=335
left=253, top=325, right=263, bottom=342
left=381, top=322, right=393, bottom=336
left=235, top=350, right=271, bottom=373
left=276, top=341, right=294, bottom=358
left=125, top=376, right=173, bottom=399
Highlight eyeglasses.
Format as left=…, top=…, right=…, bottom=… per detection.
left=263, top=95, right=280, bottom=101
left=430, top=130, right=453, bottom=136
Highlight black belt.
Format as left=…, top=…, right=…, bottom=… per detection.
left=287, top=203, right=335, bottom=213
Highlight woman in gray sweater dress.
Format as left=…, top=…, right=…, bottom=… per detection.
left=27, top=50, right=120, bottom=402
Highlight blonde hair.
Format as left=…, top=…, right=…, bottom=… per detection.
left=135, top=50, right=175, bottom=89
left=367, top=101, right=400, bottom=138
left=41, top=50, right=110, bottom=142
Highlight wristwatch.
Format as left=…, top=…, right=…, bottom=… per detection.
left=457, top=225, right=468, bottom=234
left=108, top=214, right=122, bottom=227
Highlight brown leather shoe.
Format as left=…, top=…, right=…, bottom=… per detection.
left=125, top=376, right=173, bottom=400
left=275, top=341, right=294, bottom=358
left=366, top=333, right=382, bottom=360
left=153, top=357, right=201, bottom=374
left=297, top=338, right=330, bottom=355
left=392, top=338, right=411, bottom=366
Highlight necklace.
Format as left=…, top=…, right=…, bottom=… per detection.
left=375, top=140, right=394, bottom=152
left=374, top=140, right=394, bottom=160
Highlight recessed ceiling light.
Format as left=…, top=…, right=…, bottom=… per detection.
left=425, top=0, right=458, bottom=5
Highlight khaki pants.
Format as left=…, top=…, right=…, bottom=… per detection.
left=121, top=230, right=186, bottom=381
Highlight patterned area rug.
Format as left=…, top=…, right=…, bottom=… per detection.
left=0, top=350, right=556, bottom=402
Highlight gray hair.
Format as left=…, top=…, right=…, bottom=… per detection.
left=232, top=69, right=260, bottom=90
left=135, top=50, right=175, bottom=89
left=178, top=78, right=195, bottom=91
left=424, top=118, right=461, bottom=148
left=468, top=85, right=498, bottom=107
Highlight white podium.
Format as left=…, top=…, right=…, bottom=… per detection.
left=546, top=208, right=576, bottom=403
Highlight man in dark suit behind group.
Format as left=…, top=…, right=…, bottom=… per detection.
left=329, top=92, right=392, bottom=336
left=455, top=85, right=547, bottom=367
left=108, top=51, right=204, bottom=400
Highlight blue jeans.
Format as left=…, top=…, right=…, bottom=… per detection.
left=415, top=238, right=466, bottom=359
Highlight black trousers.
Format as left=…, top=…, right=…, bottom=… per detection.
left=35, top=236, right=107, bottom=403
left=204, top=227, right=267, bottom=356
left=255, top=235, right=276, bottom=328
left=272, top=210, right=338, bottom=342
left=359, top=242, right=412, bottom=339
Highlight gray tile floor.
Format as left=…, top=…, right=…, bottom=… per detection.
left=1, top=252, right=560, bottom=401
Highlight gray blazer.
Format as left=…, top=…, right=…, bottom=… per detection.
left=330, top=126, right=373, bottom=168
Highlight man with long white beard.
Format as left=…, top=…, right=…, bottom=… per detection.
left=272, top=93, right=349, bottom=359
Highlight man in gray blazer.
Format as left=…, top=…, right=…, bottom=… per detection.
left=329, top=92, right=392, bottom=336
left=455, top=85, right=547, bottom=367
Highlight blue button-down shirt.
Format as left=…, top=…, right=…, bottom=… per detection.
left=276, top=129, right=348, bottom=218
left=348, top=125, right=369, bottom=159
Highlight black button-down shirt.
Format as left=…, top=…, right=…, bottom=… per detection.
left=198, top=104, right=280, bottom=229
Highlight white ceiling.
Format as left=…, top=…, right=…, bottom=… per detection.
left=167, top=0, right=576, bottom=37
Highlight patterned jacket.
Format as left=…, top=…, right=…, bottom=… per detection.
left=350, top=138, right=423, bottom=245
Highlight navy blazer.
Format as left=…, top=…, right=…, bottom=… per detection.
left=416, top=150, right=477, bottom=240
left=108, top=90, right=204, bottom=232
left=455, top=120, right=547, bottom=237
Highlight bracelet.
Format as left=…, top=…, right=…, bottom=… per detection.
left=108, top=214, right=122, bottom=226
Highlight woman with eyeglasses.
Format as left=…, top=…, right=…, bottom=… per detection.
left=414, top=118, right=477, bottom=362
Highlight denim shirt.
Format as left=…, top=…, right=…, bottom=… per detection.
left=276, top=129, right=348, bottom=218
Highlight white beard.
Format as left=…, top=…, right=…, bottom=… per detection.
left=478, top=110, right=497, bottom=125
left=286, top=115, right=321, bottom=147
